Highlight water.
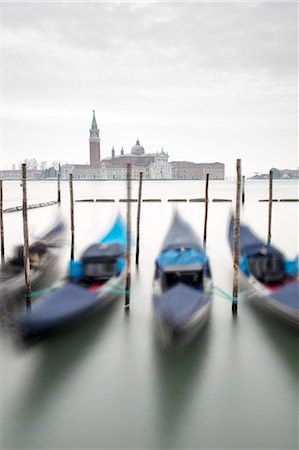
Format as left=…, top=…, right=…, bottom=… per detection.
left=1, top=179, right=298, bottom=449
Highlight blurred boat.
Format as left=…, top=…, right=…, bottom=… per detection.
left=0, top=219, right=66, bottom=309
left=228, top=215, right=299, bottom=327
left=19, top=214, right=126, bottom=339
left=153, top=211, right=213, bottom=345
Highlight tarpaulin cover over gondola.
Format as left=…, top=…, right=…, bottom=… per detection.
left=228, top=215, right=299, bottom=326
left=19, top=214, right=126, bottom=339
left=153, top=211, right=212, bottom=345
left=0, top=217, right=66, bottom=308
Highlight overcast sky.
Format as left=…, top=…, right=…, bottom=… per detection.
left=1, top=1, right=298, bottom=176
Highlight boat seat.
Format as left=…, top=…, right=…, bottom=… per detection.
left=29, top=242, right=48, bottom=267
left=161, top=264, right=203, bottom=291
left=247, top=253, right=285, bottom=284
left=11, top=242, right=48, bottom=268
left=82, top=260, right=117, bottom=283
left=80, top=243, right=122, bottom=283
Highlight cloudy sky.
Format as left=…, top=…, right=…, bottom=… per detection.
left=1, top=1, right=298, bottom=176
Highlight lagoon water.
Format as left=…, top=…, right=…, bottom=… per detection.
left=1, top=179, right=298, bottom=449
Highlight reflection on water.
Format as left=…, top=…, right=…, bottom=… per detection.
left=245, top=299, right=299, bottom=378
left=152, top=319, right=213, bottom=448
left=21, top=302, right=120, bottom=408
left=1, top=180, right=298, bottom=449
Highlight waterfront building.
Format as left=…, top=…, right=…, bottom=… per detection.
left=0, top=169, right=44, bottom=180
left=0, top=111, right=224, bottom=180
left=102, top=141, right=172, bottom=180
left=171, top=161, right=225, bottom=180
left=59, top=111, right=224, bottom=180
left=89, top=110, right=101, bottom=167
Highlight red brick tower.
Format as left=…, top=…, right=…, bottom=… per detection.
left=89, top=110, right=101, bottom=167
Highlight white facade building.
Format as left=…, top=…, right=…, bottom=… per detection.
left=149, top=150, right=172, bottom=179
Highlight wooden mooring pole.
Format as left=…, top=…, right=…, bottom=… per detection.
left=69, top=174, right=75, bottom=261
left=22, top=164, right=32, bottom=308
left=267, top=169, right=273, bottom=246
left=242, top=175, right=245, bottom=204
left=135, top=171, right=143, bottom=266
left=0, top=180, right=5, bottom=265
left=232, top=159, right=241, bottom=315
left=57, top=163, right=61, bottom=204
left=125, top=163, right=132, bottom=308
left=203, top=173, right=209, bottom=251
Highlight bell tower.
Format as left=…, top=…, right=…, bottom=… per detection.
left=89, top=110, right=101, bottom=167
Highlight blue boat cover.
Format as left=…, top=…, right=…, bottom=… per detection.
left=20, top=283, right=99, bottom=334
left=41, top=219, right=65, bottom=240
left=69, top=214, right=126, bottom=280
left=228, top=215, right=283, bottom=258
left=156, top=211, right=206, bottom=269
left=20, top=215, right=126, bottom=336
left=101, top=215, right=126, bottom=247
left=160, top=211, right=203, bottom=252
left=155, top=283, right=209, bottom=328
left=156, top=248, right=207, bottom=270
left=269, top=281, right=299, bottom=312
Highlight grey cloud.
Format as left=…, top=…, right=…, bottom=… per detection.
left=2, top=1, right=297, bottom=174
left=3, top=2, right=297, bottom=76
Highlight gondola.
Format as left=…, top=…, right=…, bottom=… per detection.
left=18, top=214, right=126, bottom=339
left=0, top=218, right=66, bottom=311
left=228, top=215, right=299, bottom=326
left=153, top=211, right=213, bottom=345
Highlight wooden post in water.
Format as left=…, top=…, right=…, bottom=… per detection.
left=22, top=164, right=32, bottom=307
left=242, top=175, right=245, bottom=204
left=0, top=180, right=5, bottom=265
left=135, top=171, right=143, bottom=266
left=69, top=173, right=75, bottom=261
left=57, top=163, right=61, bottom=204
left=232, top=159, right=241, bottom=315
left=267, top=169, right=273, bottom=246
left=203, top=173, right=209, bottom=250
left=125, top=163, right=131, bottom=308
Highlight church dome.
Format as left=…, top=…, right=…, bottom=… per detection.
left=131, top=139, right=145, bottom=156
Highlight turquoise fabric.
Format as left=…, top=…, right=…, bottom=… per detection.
left=240, top=256, right=250, bottom=276
left=69, top=260, right=82, bottom=280
left=284, top=256, right=298, bottom=276
left=100, top=215, right=126, bottom=247
left=116, top=258, right=125, bottom=274
left=69, top=215, right=126, bottom=281
left=156, top=248, right=207, bottom=269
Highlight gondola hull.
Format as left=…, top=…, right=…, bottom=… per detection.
left=19, top=273, right=125, bottom=340
left=153, top=212, right=213, bottom=346
left=153, top=282, right=212, bottom=346
left=18, top=215, right=126, bottom=340
left=0, top=220, right=66, bottom=313
left=228, top=216, right=299, bottom=327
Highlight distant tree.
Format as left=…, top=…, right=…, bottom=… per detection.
left=51, top=161, right=59, bottom=170
left=22, top=158, right=38, bottom=170
left=39, top=160, right=48, bottom=171
left=43, top=167, right=57, bottom=178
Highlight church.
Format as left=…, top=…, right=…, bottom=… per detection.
left=61, top=111, right=224, bottom=180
